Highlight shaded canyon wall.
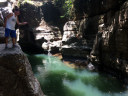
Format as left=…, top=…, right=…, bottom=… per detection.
left=72, top=0, right=128, bottom=81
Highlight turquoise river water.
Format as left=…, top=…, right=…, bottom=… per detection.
left=27, top=54, right=128, bottom=96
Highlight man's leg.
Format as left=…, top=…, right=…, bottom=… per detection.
left=5, top=28, right=10, bottom=48
left=12, top=38, right=16, bottom=46
left=10, top=30, right=16, bottom=47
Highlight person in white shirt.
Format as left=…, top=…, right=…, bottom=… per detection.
left=3, top=7, right=27, bottom=48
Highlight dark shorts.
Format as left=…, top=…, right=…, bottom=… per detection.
left=5, top=28, right=16, bottom=38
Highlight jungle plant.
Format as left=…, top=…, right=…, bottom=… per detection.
left=53, top=0, right=74, bottom=19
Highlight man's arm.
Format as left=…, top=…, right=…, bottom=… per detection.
left=16, top=17, right=27, bottom=25
left=3, top=13, right=13, bottom=27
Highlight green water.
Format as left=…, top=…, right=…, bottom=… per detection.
left=27, top=54, right=128, bottom=96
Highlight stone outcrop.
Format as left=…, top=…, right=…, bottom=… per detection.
left=0, top=44, right=44, bottom=96
left=19, top=1, right=62, bottom=53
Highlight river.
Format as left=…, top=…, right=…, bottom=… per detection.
left=27, top=54, right=128, bottom=96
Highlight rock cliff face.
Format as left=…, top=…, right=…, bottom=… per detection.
left=70, top=0, right=128, bottom=81
left=0, top=44, right=44, bottom=96
left=62, top=0, right=128, bottom=81
left=90, top=1, right=128, bottom=80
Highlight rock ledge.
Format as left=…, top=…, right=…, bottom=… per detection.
left=0, top=44, right=44, bottom=96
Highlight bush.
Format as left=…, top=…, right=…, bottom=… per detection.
left=53, top=0, right=74, bottom=19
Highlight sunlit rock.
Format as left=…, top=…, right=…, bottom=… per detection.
left=63, top=21, right=78, bottom=31
left=62, top=21, right=92, bottom=59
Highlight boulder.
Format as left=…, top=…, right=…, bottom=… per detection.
left=0, top=44, right=44, bottom=96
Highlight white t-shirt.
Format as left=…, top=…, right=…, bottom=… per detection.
left=6, top=13, right=17, bottom=30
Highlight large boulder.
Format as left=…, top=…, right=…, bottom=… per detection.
left=0, top=44, right=44, bottom=96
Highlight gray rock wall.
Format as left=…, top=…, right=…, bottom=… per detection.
left=64, top=0, right=128, bottom=81
left=91, top=1, right=128, bottom=79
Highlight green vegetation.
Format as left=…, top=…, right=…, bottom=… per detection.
left=18, top=0, right=34, bottom=5
left=18, top=0, right=74, bottom=19
left=62, top=0, right=74, bottom=18
left=53, top=0, right=74, bottom=19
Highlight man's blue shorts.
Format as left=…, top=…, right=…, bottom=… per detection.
left=5, top=28, right=16, bottom=38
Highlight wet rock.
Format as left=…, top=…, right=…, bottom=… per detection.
left=0, top=44, right=44, bottom=96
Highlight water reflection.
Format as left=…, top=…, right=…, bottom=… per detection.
left=27, top=54, right=128, bottom=96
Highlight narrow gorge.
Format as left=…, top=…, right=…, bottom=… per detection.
left=0, top=0, right=128, bottom=96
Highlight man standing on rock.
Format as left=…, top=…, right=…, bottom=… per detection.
left=3, top=6, right=27, bottom=48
